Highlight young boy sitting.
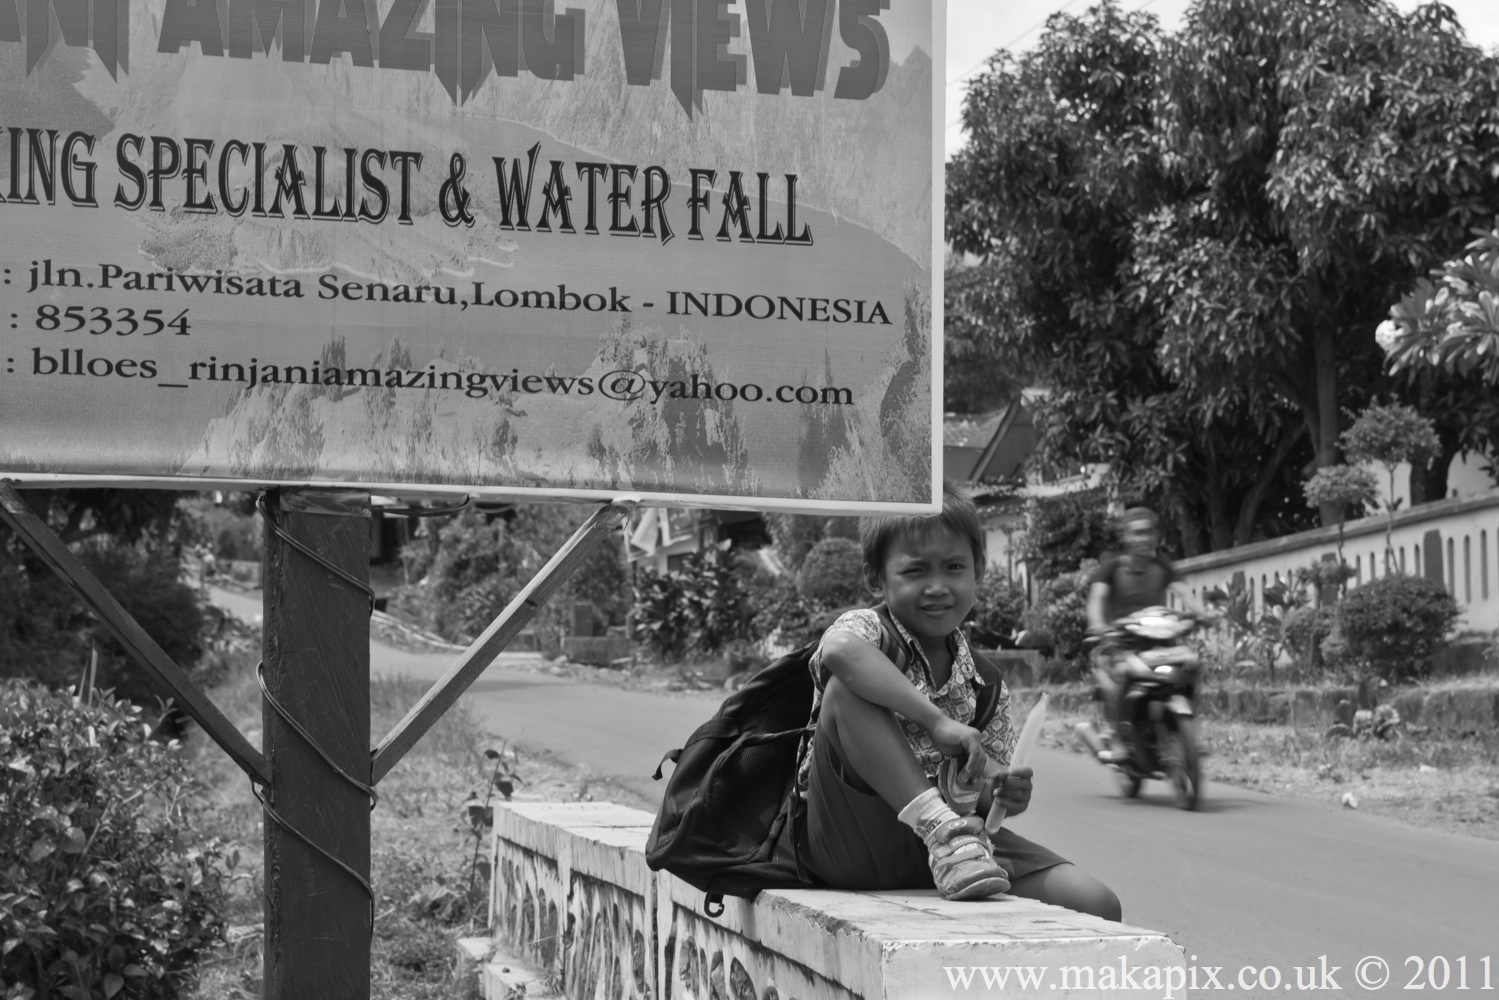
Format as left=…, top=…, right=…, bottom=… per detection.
left=793, top=484, right=1121, bottom=916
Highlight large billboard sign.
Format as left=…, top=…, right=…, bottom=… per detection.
left=0, top=0, right=943, bottom=512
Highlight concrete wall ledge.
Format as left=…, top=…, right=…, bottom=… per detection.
left=489, top=801, right=1185, bottom=1000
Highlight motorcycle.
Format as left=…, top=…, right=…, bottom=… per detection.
left=1075, top=606, right=1207, bottom=810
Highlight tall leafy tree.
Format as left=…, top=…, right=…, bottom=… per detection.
left=1142, top=0, right=1499, bottom=501
left=948, top=0, right=1499, bottom=548
left=946, top=1, right=1312, bottom=553
left=944, top=257, right=1023, bottom=415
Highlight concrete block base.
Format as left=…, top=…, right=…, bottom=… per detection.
left=488, top=802, right=1186, bottom=999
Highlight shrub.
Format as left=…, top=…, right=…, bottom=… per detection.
left=1, top=680, right=232, bottom=999
left=179, top=498, right=260, bottom=563
left=632, top=549, right=755, bottom=661
left=764, top=514, right=860, bottom=574
left=1338, top=574, right=1461, bottom=681
left=967, top=574, right=1027, bottom=648
left=0, top=539, right=205, bottom=711
left=1024, top=561, right=1095, bottom=674
left=1293, top=560, right=1358, bottom=605
left=389, top=505, right=629, bottom=647
left=797, top=538, right=865, bottom=608
left=1020, top=491, right=1113, bottom=580
left=749, top=575, right=821, bottom=650
left=631, top=569, right=694, bottom=662
left=1282, top=606, right=1337, bottom=669
left=685, top=548, right=757, bottom=655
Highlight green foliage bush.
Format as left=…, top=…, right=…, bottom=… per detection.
left=764, top=513, right=860, bottom=575
left=178, top=499, right=260, bottom=563
left=1302, top=465, right=1378, bottom=519
left=1282, top=606, right=1336, bottom=668
left=1293, top=561, right=1358, bottom=603
left=1026, top=561, right=1095, bottom=674
left=1, top=680, right=232, bottom=999
left=1338, top=575, right=1461, bottom=681
left=0, top=540, right=204, bottom=710
left=1341, top=403, right=1440, bottom=473
left=632, top=549, right=756, bottom=662
left=390, top=505, right=628, bottom=648
left=797, top=538, right=865, bottom=608
left=1020, top=491, right=1113, bottom=580
left=748, top=575, right=822, bottom=650
left=967, top=573, right=1027, bottom=648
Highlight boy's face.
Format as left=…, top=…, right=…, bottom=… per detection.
left=866, top=526, right=978, bottom=644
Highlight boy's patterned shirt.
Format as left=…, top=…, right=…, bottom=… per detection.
left=795, top=608, right=1017, bottom=794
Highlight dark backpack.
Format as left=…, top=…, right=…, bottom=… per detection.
left=644, top=605, right=1003, bottom=916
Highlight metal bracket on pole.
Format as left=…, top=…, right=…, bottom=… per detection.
left=0, top=481, right=270, bottom=786
left=370, top=497, right=637, bottom=784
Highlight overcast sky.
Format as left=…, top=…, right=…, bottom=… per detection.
left=943, top=0, right=1499, bottom=159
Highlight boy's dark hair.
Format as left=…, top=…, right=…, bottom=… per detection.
left=859, top=482, right=987, bottom=581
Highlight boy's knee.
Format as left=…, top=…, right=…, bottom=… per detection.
left=1013, top=865, right=1122, bottom=922
left=1061, top=872, right=1121, bottom=922
left=1079, top=882, right=1123, bottom=922
left=821, top=675, right=878, bottom=724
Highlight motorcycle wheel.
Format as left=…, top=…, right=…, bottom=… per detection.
left=1161, top=719, right=1201, bottom=811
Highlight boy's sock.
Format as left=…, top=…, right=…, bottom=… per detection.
left=898, top=788, right=1010, bottom=901
left=896, top=787, right=956, bottom=836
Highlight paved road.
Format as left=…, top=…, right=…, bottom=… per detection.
left=217, top=588, right=1499, bottom=991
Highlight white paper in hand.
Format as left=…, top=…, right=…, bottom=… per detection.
left=1011, top=692, right=1050, bottom=769
left=985, top=693, right=1049, bottom=833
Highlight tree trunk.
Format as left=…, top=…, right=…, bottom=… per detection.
left=1312, top=325, right=1341, bottom=524
left=1207, top=482, right=1234, bottom=553
left=1234, top=423, right=1308, bottom=545
left=1409, top=426, right=1460, bottom=506
left=1176, top=499, right=1208, bottom=558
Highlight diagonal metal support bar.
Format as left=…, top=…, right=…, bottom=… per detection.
left=371, top=498, right=637, bottom=784
left=0, top=482, right=271, bottom=786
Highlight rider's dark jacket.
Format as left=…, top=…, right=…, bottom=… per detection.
left=1090, top=553, right=1178, bottom=622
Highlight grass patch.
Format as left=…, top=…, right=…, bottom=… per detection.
left=1035, top=699, right=1499, bottom=839
left=1198, top=719, right=1499, bottom=835
left=181, top=656, right=498, bottom=1000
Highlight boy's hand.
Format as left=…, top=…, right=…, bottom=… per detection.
left=930, top=717, right=987, bottom=782
left=991, top=766, right=1034, bottom=817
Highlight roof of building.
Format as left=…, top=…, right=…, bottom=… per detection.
left=942, top=409, right=1008, bottom=450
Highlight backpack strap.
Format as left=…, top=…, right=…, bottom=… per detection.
left=651, top=748, right=681, bottom=781
left=971, top=647, right=1005, bottom=732
left=869, top=603, right=909, bottom=671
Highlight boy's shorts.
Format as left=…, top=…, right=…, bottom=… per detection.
left=797, top=725, right=1068, bottom=891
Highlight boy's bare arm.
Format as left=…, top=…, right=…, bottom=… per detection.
left=820, top=631, right=987, bottom=779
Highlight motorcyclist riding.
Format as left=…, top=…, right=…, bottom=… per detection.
left=1085, top=507, right=1208, bottom=763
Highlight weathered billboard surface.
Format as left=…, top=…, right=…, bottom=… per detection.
left=0, top=0, right=943, bottom=512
